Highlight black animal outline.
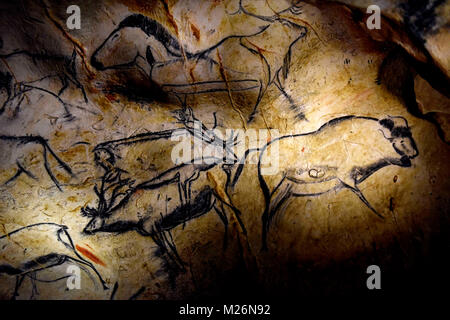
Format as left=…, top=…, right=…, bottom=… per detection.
left=0, top=222, right=108, bottom=299
left=81, top=108, right=246, bottom=269
left=257, top=115, right=418, bottom=250
left=228, top=115, right=419, bottom=250
left=0, top=135, right=74, bottom=191
left=109, top=282, right=145, bottom=300
left=82, top=185, right=219, bottom=272
left=0, top=49, right=89, bottom=120
left=90, top=1, right=309, bottom=121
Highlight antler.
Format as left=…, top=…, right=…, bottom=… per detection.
left=81, top=206, right=99, bottom=218
left=174, top=106, right=239, bottom=162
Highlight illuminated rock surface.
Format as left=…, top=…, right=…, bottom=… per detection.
left=0, top=0, right=448, bottom=299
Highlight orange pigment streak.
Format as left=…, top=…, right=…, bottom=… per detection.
left=76, top=244, right=106, bottom=267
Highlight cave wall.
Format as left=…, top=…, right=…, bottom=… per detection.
left=0, top=0, right=449, bottom=299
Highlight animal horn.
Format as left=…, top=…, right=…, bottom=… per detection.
left=378, top=128, right=392, bottom=140
left=379, top=118, right=394, bottom=140
left=388, top=115, right=409, bottom=128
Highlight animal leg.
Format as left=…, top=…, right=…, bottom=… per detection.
left=152, top=230, right=185, bottom=273
left=12, top=94, right=25, bottom=117
left=150, top=231, right=167, bottom=254
left=219, top=196, right=247, bottom=236
left=180, top=172, right=202, bottom=229
left=1, top=92, right=25, bottom=117
left=177, top=180, right=188, bottom=207
left=261, top=203, right=270, bottom=251
left=4, top=161, right=38, bottom=185
left=1, top=90, right=25, bottom=117
left=67, top=256, right=108, bottom=290
left=216, top=178, right=247, bottom=236
left=21, top=84, right=74, bottom=120
left=214, top=202, right=229, bottom=250
left=248, top=80, right=265, bottom=122
left=262, top=182, right=292, bottom=251
left=65, top=49, right=88, bottom=103
left=274, top=70, right=305, bottom=120
left=0, top=98, right=7, bottom=115
left=269, top=183, right=293, bottom=220
left=185, top=180, right=192, bottom=205
left=12, top=274, right=25, bottom=300
left=29, top=271, right=39, bottom=300
left=186, top=171, right=201, bottom=203
left=161, top=230, right=186, bottom=271
left=347, top=185, right=384, bottom=219
left=57, top=75, right=69, bottom=97
left=41, top=146, right=64, bottom=191
left=66, top=74, right=88, bottom=103
left=109, top=282, right=119, bottom=300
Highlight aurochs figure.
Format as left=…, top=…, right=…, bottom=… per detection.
left=257, top=115, right=418, bottom=250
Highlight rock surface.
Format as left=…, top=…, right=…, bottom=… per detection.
left=0, top=0, right=449, bottom=299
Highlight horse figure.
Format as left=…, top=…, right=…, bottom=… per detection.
left=91, top=1, right=308, bottom=121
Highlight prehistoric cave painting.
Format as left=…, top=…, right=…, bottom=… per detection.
left=91, top=1, right=308, bottom=121
left=0, top=49, right=88, bottom=120
left=0, top=135, right=74, bottom=191
left=248, top=115, right=419, bottom=250
left=83, top=185, right=219, bottom=272
left=81, top=107, right=245, bottom=270
left=109, top=282, right=146, bottom=300
left=0, top=223, right=108, bottom=300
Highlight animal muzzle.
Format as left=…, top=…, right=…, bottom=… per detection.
left=83, top=218, right=102, bottom=234
left=83, top=225, right=96, bottom=235
left=409, top=148, right=419, bottom=159
left=405, top=143, right=419, bottom=159
left=90, top=55, right=105, bottom=70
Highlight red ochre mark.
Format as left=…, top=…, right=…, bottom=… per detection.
left=84, top=243, right=94, bottom=250
left=246, top=39, right=276, bottom=55
left=76, top=244, right=106, bottom=267
left=105, top=93, right=117, bottom=102
left=190, top=23, right=200, bottom=41
left=301, top=147, right=305, bottom=152
left=135, top=189, right=145, bottom=196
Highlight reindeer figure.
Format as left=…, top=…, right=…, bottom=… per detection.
left=81, top=107, right=246, bottom=269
